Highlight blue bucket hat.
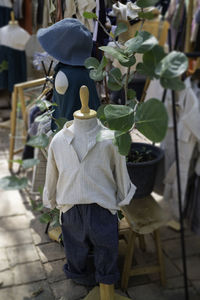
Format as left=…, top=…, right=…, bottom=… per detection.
left=37, top=18, right=93, bottom=66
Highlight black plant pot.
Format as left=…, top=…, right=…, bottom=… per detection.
left=127, top=143, right=164, bottom=199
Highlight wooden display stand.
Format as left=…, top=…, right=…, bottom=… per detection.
left=120, top=195, right=170, bottom=290
left=9, top=78, right=48, bottom=171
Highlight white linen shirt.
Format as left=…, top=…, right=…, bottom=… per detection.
left=43, top=122, right=136, bottom=214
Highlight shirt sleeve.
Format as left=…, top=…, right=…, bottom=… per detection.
left=43, top=142, right=58, bottom=209
left=113, top=146, right=137, bottom=207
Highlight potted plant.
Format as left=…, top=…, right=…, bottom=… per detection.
left=83, top=0, right=188, bottom=196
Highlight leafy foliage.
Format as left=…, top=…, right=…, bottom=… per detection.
left=0, top=176, right=28, bottom=190
left=84, top=6, right=188, bottom=155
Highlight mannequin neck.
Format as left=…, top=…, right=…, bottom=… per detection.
left=73, top=117, right=98, bottom=133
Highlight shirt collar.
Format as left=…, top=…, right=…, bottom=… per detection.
left=62, top=120, right=100, bottom=146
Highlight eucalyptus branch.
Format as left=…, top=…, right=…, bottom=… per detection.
left=97, top=19, right=120, bottom=48
left=139, top=8, right=145, bottom=32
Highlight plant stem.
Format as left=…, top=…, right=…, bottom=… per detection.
left=139, top=9, right=145, bottom=32
left=124, top=66, right=131, bottom=105
left=97, top=19, right=120, bottom=48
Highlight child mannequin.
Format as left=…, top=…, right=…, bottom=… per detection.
left=43, top=86, right=136, bottom=292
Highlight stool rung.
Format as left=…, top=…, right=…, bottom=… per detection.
left=130, top=265, right=160, bottom=276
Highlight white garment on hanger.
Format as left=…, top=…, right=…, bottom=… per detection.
left=0, top=0, right=12, bottom=8
left=0, top=24, right=30, bottom=51
left=64, top=0, right=76, bottom=18
left=163, top=78, right=200, bottom=218
left=76, top=0, right=96, bottom=32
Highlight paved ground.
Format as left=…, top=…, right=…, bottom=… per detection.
left=0, top=124, right=200, bottom=300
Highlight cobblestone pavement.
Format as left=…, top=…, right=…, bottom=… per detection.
left=0, top=126, right=200, bottom=300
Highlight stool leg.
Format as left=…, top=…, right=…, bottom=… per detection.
left=99, top=283, right=114, bottom=300
left=121, top=231, right=136, bottom=290
left=138, top=235, right=146, bottom=251
left=154, top=229, right=166, bottom=286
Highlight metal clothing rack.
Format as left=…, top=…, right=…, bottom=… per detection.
left=161, top=22, right=200, bottom=300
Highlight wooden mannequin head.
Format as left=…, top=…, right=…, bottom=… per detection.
left=73, top=85, right=97, bottom=120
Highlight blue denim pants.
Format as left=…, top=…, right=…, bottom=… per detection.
left=61, top=204, right=120, bottom=285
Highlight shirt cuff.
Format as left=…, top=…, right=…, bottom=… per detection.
left=118, top=183, right=137, bottom=207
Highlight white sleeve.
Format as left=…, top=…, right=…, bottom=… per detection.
left=43, top=142, right=58, bottom=209
left=113, top=146, right=136, bottom=207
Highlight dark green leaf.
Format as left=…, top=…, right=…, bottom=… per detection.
left=89, top=69, right=105, bottom=81
left=127, top=99, right=137, bottom=109
left=135, top=98, right=168, bottom=142
left=97, top=104, right=107, bottom=122
left=0, top=60, right=8, bottom=72
left=114, top=131, right=132, bottom=156
left=136, top=0, right=158, bottom=8
left=125, top=31, right=158, bottom=53
left=99, top=55, right=108, bottom=70
left=160, top=77, right=185, bottom=91
left=83, top=11, right=97, bottom=19
left=26, top=134, right=49, bottom=148
left=0, top=176, right=28, bottom=190
left=35, top=110, right=54, bottom=123
left=99, top=46, right=131, bottom=65
left=50, top=214, right=60, bottom=228
left=104, top=104, right=134, bottom=132
left=84, top=57, right=100, bottom=69
left=35, top=203, right=44, bottom=211
left=39, top=213, right=52, bottom=224
left=108, top=68, right=123, bottom=91
left=114, top=22, right=128, bottom=37
left=155, top=51, right=188, bottom=78
left=136, top=62, right=154, bottom=79
left=119, top=55, right=136, bottom=67
left=54, top=117, right=68, bottom=131
left=136, top=31, right=158, bottom=53
left=22, top=158, right=40, bottom=169
left=125, top=35, right=144, bottom=52
left=138, top=11, right=156, bottom=20
left=36, top=99, right=56, bottom=111
left=127, top=89, right=136, bottom=100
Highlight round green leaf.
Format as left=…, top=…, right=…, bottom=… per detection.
left=54, top=117, right=68, bottom=131
left=136, top=0, right=158, bottom=8
left=155, top=51, right=188, bottom=78
left=114, top=131, right=132, bottom=156
left=136, top=31, right=158, bottom=53
left=127, top=89, right=136, bottom=100
left=125, top=35, right=144, bottom=52
left=89, top=69, right=105, bottom=81
left=114, top=22, right=128, bottom=37
left=160, top=77, right=185, bottom=91
left=104, top=104, right=134, bottom=132
left=0, top=176, right=28, bottom=190
left=138, top=11, right=156, bottom=20
left=22, top=158, right=40, bottom=169
left=119, top=55, right=136, bottom=67
left=107, top=68, right=123, bottom=91
left=83, top=11, right=97, bottom=19
left=84, top=57, right=100, bottom=69
left=97, top=104, right=107, bottom=122
left=39, top=213, right=52, bottom=224
left=26, top=134, right=49, bottom=148
left=99, top=46, right=130, bottom=65
left=135, top=98, right=168, bottom=142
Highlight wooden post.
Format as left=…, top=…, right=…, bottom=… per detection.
left=99, top=284, right=114, bottom=300
left=9, top=87, right=18, bottom=170
left=185, top=0, right=194, bottom=52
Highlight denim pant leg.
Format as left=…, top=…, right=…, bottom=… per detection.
left=89, top=204, right=120, bottom=285
left=61, top=206, right=96, bottom=285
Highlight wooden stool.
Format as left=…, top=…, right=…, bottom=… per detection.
left=120, top=195, right=170, bottom=290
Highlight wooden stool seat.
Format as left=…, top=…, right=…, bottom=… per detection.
left=120, top=195, right=170, bottom=290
